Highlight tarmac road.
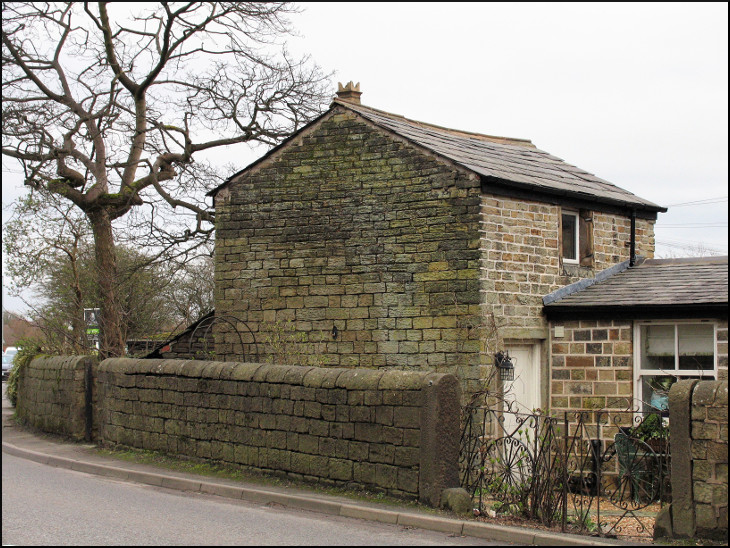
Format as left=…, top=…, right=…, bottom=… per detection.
left=2, top=381, right=632, bottom=546
left=2, top=450, right=499, bottom=546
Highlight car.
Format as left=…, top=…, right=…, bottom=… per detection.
left=2, top=347, right=18, bottom=380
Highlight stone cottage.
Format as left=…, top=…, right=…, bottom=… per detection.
left=208, top=82, right=669, bottom=410
left=544, top=256, right=728, bottom=414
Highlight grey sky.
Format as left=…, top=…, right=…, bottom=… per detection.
left=2, top=2, right=728, bottom=315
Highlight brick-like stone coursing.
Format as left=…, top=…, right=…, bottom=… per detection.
left=213, top=108, right=483, bottom=392
left=549, top=319, right=633, bottom=412
left=95, top=358, right=460, bottom=503
left=665, top=380, right=728, bottom=541
left=214, top=105, right=657, bottom=398
left=690, top=381, right=728, bottom=537
left=480, top=196, right=655, bottom=335
left=16, top=355, right=96, bottom=440
left=550, top=319, right=728, bottom=415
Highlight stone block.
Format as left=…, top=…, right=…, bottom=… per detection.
left=695, top=504, right=718, bottom=529
left=375, top=464, right=398, bottom=490
left=354, top=423, right=382, bottom=443
left=329, top=458, right=353, bottom=481
left=692, top=422, right=719, bottom=441
left=393, top=406, right=421, bottom=428
left=653, top=505, right=673, bottom=540
left=353, top=462, right=377, bottom=485
left=440, top=488, right=472, bottom=515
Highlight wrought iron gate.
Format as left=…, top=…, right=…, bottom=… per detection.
left=460, top=392, right=670, bottom=537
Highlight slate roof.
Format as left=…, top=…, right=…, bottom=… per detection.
left=543, top=256, right=728, bottom=315
left=210, top=98, right=667, bottom=214
left=336, top=100, right=666, bottom=213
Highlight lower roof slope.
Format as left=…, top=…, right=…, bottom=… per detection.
left=544, top=256, right=728, bottom=316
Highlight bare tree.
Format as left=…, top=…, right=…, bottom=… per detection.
left=2, top=2, right=330, bottom=357
left=3, top=193, right=91, bottom=352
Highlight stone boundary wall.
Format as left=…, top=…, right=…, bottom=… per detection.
left=657, top=380, right=728, bottom=541
left=16, top=355, right=96, bottom=441
left=95, top=358, right=461, bottom=505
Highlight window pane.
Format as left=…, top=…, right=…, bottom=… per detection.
left=562, top=214, right=577, bottom=260
left=678, top=324, right=714, bottom=370
left=640, top=325, right=675, bottom=370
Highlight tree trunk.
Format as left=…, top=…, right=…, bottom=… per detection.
left=88, top=209, right=125, bottom=357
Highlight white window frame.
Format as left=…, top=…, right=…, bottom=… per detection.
left=561, top=210, right=579, bottom=264
left=633, top=319, right=718, bottom=412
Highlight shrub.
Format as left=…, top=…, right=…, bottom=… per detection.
left=6, top=338, right=45, bottom=407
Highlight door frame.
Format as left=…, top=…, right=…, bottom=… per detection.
left=501, top=341, right=542, bottom=435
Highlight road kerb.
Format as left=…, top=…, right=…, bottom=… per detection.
left=3, top=440, right=637, bottom=546
left=199, top=482, right=247, bottom=500
left=339, top=504, right=400, bottom=524
left=161, top=476, right=203, bottom=492
left=396, top=512, right=464, bottom=535
left=462, top=522, right=537, bottom=544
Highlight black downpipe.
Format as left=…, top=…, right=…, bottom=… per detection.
left=629, top=210, right=636, bottom=267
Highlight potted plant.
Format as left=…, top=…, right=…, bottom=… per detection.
left=634, top=413, right=669, bottom=453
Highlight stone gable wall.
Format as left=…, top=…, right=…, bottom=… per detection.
left=214, top=105, right=657, bottom=399
left=95, top=358, right=461, bottom=504
left=214, top=107, right=485, bottom=392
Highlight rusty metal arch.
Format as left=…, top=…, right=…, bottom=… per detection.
left=186, top=313, right=258, bottom=363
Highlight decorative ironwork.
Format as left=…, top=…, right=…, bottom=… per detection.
left=460, top=394, right=670, bottom=538
left=186, top=313, right=258, bottom=362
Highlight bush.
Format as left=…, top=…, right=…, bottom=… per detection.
left=6, top=339, right=45, bottom=407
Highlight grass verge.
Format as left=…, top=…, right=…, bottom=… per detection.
left=94, top=444, right=444, bottom=515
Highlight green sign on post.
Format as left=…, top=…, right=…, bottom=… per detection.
left=84, top=308, right=101, bottom=340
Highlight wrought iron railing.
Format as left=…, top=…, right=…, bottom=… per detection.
left=460, top=394, right=670, bottom=537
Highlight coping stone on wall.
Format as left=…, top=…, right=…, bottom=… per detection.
left=378, top=369, right=426, bottom=391
left=95, top=358, right=462, bottom=505
left=228, top=362, right=265, bottom=382
left=302, top=367, right=344, bottom=388
left=335, top=369, right=384, bottom=390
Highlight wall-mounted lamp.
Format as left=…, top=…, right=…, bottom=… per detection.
left=331, top=325, right=338, bottom=340
left=494, top=351, right=515, bottom=382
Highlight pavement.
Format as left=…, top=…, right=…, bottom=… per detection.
left=2, top=389, right=640, bottom=546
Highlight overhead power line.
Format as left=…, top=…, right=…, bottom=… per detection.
left=656, top=240, right=727, bottom=254
left=665, top=196, right=728, bottom=207
left=659, top=223, right=728, bottom=228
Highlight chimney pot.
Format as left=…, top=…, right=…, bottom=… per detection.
left=336, top=81, right=362, bottom=104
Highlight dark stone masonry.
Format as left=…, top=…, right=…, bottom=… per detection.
left=93, top=358, right=461, bottom=504
left=213, top=108, right=484, bottom=389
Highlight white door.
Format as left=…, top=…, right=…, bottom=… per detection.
left=502, top=344, right=540, bottom=437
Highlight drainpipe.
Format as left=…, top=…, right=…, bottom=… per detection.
left=629, top=210, right=637, bottom=267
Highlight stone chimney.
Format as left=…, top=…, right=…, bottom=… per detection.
left=336, top=81, right=362, bottom=104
